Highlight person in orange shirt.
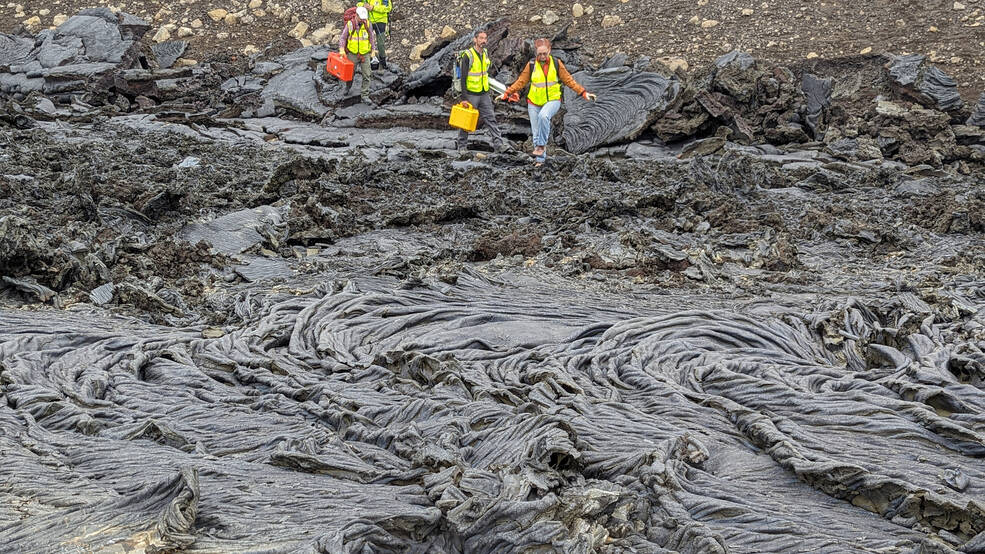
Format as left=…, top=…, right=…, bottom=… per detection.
left=501, top=38, right=597, bottom=165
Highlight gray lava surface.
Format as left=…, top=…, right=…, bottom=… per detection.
left=2, top=116, right=985, bottom=553
left=2, top=9, right=985, bottom=554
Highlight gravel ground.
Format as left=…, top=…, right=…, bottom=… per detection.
left=3, top=1, right=985, bottom=97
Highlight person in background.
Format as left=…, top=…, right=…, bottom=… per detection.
left=339, top=6, right=377, bottom=104
left=365, top=0, right=392, bottom=70
left=501, top=38, right=597, bottom=165
left=457, top=30, right=511, bottom=154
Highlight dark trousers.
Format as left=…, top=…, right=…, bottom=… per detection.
left=371, top=22, right=387, bottom=67
left=343, top=51, right=373, bottom=98
left=457, top=92, right=503, bottom=149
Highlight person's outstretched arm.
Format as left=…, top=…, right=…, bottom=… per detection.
left=557, top=60, right=586, bottom=96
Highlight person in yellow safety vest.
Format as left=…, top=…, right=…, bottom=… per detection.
left=456, top=30, right=512, bottom=154
left=363, top=0, right=392, bottom=70
left=501, top=38, right=597, bottom=166
left=338, top=6, right=377, bottom=104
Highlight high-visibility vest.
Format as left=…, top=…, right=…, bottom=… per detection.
left=367, top=0, right=391, bottom=24
left=527, top=57, right=561, bottom=105
left=346, top=20, right=372, bottom=55
left=465, top=48, right=490, bottom=93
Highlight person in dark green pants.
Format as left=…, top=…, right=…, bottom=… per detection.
left=365, top=0, right=392, bottom=70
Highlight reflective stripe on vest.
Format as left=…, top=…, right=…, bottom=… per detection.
left=466, top=48, right=490, bottom=93
left=346, top=21, right=372, bottom=55
left=527, top=57, right=561, bottom=105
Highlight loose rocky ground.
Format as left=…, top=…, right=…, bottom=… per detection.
left=3, top=0, right=985, bottom=97
left=2, top=112, right=983, bottom=325
left=2, top=7, right=985, bottom=325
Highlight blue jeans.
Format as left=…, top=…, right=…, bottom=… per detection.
left=527, top=100, right=561, bottom=147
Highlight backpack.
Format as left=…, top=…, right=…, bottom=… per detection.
left=342, top=8, right=370, bottom=44
left=451, top=49, right=474, bottom=94
left=343, top=6, right=359, bottom=25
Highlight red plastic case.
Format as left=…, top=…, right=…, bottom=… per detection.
left=327, top=52, right=355, bottom=82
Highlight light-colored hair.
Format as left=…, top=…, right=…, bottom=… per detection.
left=534, top=38, right=551, bottom=49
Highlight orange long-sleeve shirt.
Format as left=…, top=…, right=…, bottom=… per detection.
left=504, top=57, right=587, bottom=105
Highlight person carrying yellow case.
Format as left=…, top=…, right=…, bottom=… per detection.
left=455, top=30, right=513, bottom=154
